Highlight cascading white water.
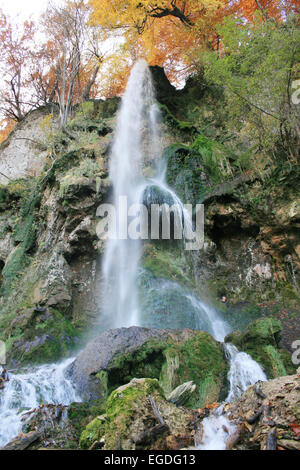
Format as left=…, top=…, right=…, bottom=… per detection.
left=196, top=408, right=237, bottom=451
left=0, top=358, right=81, bottom=447
left=225, top=343, right=267, bottom=402
left=101, top=60, right=160, bottom=328
left=101, top=59, right=192, bottom=327
left=190, top=296, right=267, bottom=450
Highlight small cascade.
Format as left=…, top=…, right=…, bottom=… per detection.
left=192, top=309, right=267, bottom=450
left=225, top=343, right=267, bottom=402
left=0, top=358, right=81, bottom=447
left=196, top=346, right=267, bottom=451
left=196, top=407, right=237, bottom=451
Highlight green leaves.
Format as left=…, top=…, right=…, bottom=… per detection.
left=203, top=13, right=300, bottom=162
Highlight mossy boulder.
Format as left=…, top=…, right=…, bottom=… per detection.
left=68, top=327, right=228, bottom=409
left=6, top=307, right=78, bottom=365
left=79, top=378, right=195, bottom=450
left=225, top=318, right=296, bottom=378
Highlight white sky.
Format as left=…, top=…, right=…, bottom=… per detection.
left=0, top=0, right=63, bottom=21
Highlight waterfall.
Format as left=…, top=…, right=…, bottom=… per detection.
left=101, top=60, right=160, bottom=328
left=101, top=59, right=192, bottom=327
left=0, top=358, right=80, bottom=447
left=0, top=60, right=268, bottom=450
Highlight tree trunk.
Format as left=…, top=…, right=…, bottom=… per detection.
left=82, top=66, right=100, bottom=102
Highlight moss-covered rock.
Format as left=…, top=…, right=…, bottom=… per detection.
left=159, top=331, right=228, bottom=408
left=225, top=318, right=297, bottom=378
left=69, top=327, right=228, bottom=409
left=80, top=378, right=195, bottom=450
left=6, top=307, right=79, bottom=365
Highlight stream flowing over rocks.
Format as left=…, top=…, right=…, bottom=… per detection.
left=0, top=61, right=299, bottom=451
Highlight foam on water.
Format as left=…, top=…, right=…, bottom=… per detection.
left=0, top=358, right=80, bottom=447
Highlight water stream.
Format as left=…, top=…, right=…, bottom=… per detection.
left=0, top=358, right=80, bottom=447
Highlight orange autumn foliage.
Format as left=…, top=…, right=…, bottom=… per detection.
left=89, top=0, right=300, bottom=85
left=0, top=119, right=16, bottom=145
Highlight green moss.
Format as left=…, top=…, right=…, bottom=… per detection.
left=97, top=332, right=228, bottom=410
left=225, top=318, right=291, bottom=379
left=79, top=415, right=105, bottom=450
left=1, top=179, right=42, bottom=295
left=80, top=378, right=163, bottom=450
left=68, top=400, right=105, bottom=439
left=159, top=348, right=180, bottom=394
left=107, top=338, right=166, bottom=393
left=7, top=308, right=79, bottom=365
left=164, top=144, right=205, bottom=205
left=167, top=332, right=228, bottom=407
left=279, top=348, right=298, bottom=375
left=159, top=104, right=196, bottom=134
left=141, top=244, right=194, bottom=288
left=244, top=318, right=282, bottom=345
left=241, top=344, right=286, bottom=379
left=1, top=246, right=31, bottom=295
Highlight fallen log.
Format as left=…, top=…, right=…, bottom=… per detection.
left=148, top=394, right=167, bottom=426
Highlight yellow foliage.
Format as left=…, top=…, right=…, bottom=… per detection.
left=89, top=0, right=226, bottom=80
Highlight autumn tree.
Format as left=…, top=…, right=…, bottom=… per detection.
left=42, top=1, right=104, bottom=132
left=230, top=0, right=300, bottom=21
left=0, top=10, right=37, bottom=122
left=88, top=0, right=300, bottom=83
left=88, top=0, right=228, bottom=81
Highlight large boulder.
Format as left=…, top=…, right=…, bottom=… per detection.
left=68, top=326, right=229, bottom=408
left=79, top=378, right=198, bottom=450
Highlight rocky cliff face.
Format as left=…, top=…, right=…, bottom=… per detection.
left=0, top=107, right=57, bottom=184
left=0, top=67, right=299, bottom=369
